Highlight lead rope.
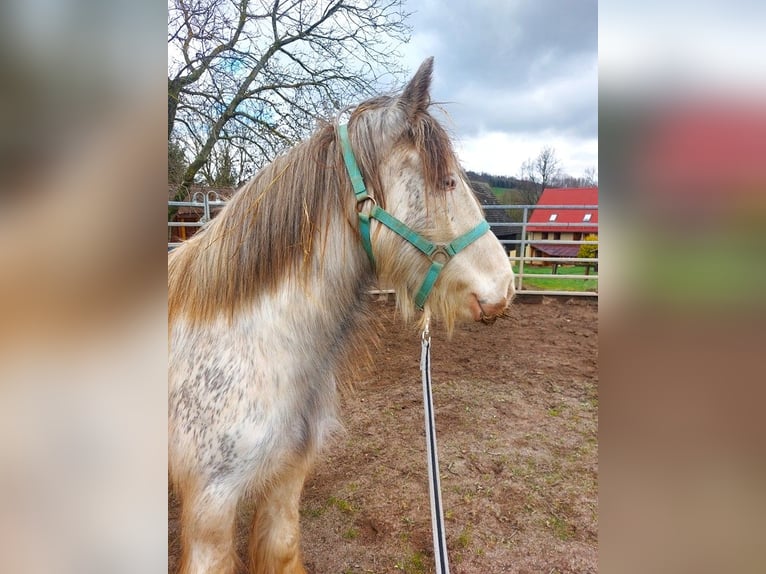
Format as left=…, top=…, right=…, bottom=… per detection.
left=421, top=319, right=451, bottom=574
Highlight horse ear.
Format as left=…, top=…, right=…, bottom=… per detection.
left=399, top=57, right=434, bottom=117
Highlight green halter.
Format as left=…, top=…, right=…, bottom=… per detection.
left=338, top=123, right=491, bottom=310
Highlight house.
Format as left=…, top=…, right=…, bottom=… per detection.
left=525, top=186, right=598, bottom=264
left=168, top=185, right=237, bottom=244
left=469, top=180, right=520, bottom=255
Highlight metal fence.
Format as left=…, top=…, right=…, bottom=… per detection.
left=167, top=191, right=227, bottom=250
left=483, top=204, right=598, bottom=297
left=168, top=198, right=598, bottom=298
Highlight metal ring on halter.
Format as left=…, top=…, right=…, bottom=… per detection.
left=356, top=195, right=376, bottom=211
left=428, top=245, right=452, bottom=265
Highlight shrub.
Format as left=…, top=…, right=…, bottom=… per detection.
left=578, top=234, right=598, bottom=260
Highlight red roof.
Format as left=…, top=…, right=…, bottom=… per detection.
left=526, top=187, right=598, bottom=234
left=531, top=243, right=581, bottom=258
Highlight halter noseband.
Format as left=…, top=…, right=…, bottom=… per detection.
left=338, top=123, right=490, bottom=310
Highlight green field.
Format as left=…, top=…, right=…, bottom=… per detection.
left=513, top=264, right=598, bottom=293
left=488, top=187, right=526, bottom=222
left=491, top=186, right=525, bottom=204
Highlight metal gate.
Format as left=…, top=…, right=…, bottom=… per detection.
left=167, top=190, right=227, bottom=250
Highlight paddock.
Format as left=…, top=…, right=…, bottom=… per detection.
left=168, top=296, right=597, bottom=574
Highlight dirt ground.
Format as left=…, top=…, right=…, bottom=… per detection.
left=169, top=296, right=598, bottom=574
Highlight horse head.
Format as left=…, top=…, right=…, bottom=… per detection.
left=342, top=58, right=514, bottom=330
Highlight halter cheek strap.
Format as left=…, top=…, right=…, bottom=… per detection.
left=338, top=123, right=490, bottom=310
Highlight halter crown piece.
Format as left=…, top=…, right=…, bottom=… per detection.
left=338, top=123, right=490, bottom=310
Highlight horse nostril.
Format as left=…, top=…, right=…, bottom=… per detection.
left=476, top=297, right=509, bottom=323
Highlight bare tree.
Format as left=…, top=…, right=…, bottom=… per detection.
left=168, top=0, right=411, bottom=200
left=200, top=142, right=239, bottom=187
left=583, top=165, right=598, bottom=186
left=556, top=167, right=598, bottom=188
left=519, top=145, right=562, bottom=204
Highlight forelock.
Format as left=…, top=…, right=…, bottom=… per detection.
left=347, top=98, right=459, bottom=199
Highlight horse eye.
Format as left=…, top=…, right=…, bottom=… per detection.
left=443, top=176, right=457, bottom=190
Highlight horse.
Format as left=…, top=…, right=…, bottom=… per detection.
left=168, top=57, right=514, bottom=574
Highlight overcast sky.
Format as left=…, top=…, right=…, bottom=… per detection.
left=397, top=0, right=597, bottom=179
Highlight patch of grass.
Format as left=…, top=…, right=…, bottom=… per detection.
left=302, top=505, right=325, bottom=519
left=456, top=524, right=473, bottom=549
left=328, top=496, right=355, bottom=515
left=513, top=264, right=598, bottom=292
left=542, top=468, right=566, bottom=488
left=395, top=551, right=427, bottom=573
left=545, top=514, right=574, bottom=541
left=342, top=527, right=358, bottom=540
left=547, top=405, right=563, bottom=417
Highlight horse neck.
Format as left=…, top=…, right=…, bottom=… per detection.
left=289, top=207, right=374, bottom=328
left=224, top=206, right=376, bottom=384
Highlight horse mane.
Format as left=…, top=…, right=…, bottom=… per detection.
left=168, top=98, right=461, bottom=325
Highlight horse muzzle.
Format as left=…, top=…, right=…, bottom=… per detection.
left=469, top=294, right=511, bottom=324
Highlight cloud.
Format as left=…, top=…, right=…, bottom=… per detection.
left=449, top=56, right=597, bottom=138
left=400, top=0, right=598, bottom=177
left=455, top=131, right=598, bottom=179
